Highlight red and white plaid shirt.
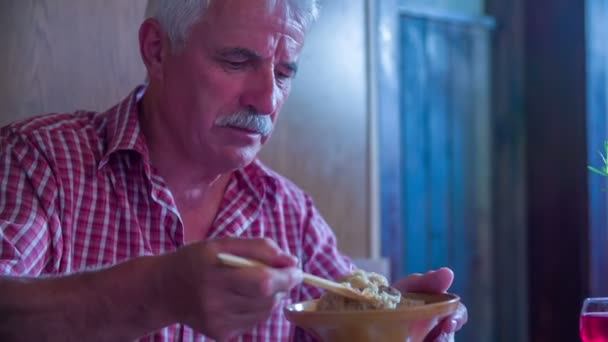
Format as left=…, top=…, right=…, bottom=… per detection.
left=0, top=86, right=354, bottom=341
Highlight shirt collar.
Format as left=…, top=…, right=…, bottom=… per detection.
left=98, top=85, right=150, bottom=171
left=206, top=160, right=279, bottom=240
left=235, top=159, right=279, bottom=202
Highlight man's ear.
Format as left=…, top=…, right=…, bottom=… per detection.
left=139, top=18, right=169, bottom=82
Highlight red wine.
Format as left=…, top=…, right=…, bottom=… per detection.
left=581, top=313, right=608, bottom=342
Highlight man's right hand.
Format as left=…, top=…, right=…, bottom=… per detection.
left=161, top=238, right=303, bottom=341
left=0, top=237, right=302, bottom=342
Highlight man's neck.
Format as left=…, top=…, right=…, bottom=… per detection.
left=139, top=86, right=225, bottom=190
left=140, top=86, right=232, bottom=197
left=139, top=88, right=232, bottom=241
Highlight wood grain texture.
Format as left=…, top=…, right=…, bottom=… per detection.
left=400, top=0, right=485, bottom=16
left=374, top=0, right=406, bottom=280
left=0, top=0, right=147, bottom=125
left=485, top=0, right=529, bottom=341
left=586, top=0, right=608, bottom=299
left=401, top=17, right=429, bottom=274
left=259, top=0, right=370, bottom=257
left=399, top=13, right=494, bottom=341
left=524, top=0, right=589, bottom=341
left=0, top=1, right=372, bottom=258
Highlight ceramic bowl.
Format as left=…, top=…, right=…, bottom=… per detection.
left=284, top=292, right=460, bottom=342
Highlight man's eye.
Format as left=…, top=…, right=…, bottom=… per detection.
left=223, top=60, right=247, bottom=70
left=276, top=71, right=293, bottom=81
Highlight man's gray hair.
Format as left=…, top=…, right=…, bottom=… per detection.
left=145, top=0, right=320, bottom=50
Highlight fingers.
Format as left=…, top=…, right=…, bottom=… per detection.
left=214, top=238, right=298, bottom=268
left=211, top=238, right=303, bottom=297
left=224, top=291, right=279, bottom=314
left=216, top=296, right=283, bottom=340
left=223, top=291, right=289, bottom=316
left=422, top=303, right=468, bottom=342
left=173, top=238, right=301, bottom=340
left=448, top=303, right=468, bottom=332
left=392, top=267, right=454, bottom=293
left=207, top=268, right=294, bottom=340
left=423, top=319, right=452, bottom=342
left=395, top=269, right=465, bottom=341
left=424, top=331, right=454, bottom=342
left=224, top=266, right=303, bottom=297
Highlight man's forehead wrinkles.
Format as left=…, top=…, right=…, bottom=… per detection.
left=219, top=47, right=262, bottom=59
left=215, top=33, right=301, bottom=62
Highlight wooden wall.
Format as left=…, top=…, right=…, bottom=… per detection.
left=374, top=3, right=528, bottom=341
left=397, top=11, right=494, bottom=342
left=401, top=0, right=485, bottom=16
left=524, top=0, right=589, bottom=341
left=586, top=0, right=608, bottom=298
left=485, top=0, right=529, bottom=341
left=0, top=1, right=147, bottom=125
left=0, top=1, right=373, bottom=258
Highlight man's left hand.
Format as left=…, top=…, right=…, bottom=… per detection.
left=392, top=268, right=468, bottom=342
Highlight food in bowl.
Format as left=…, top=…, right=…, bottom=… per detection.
left=316, top=269, right=425, bottom=311
left=285, top=292, right=461, bottom=342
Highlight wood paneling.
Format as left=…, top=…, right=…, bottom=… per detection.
left=485, top=0, right=529, bottom=340
left=0, top=0, right=147, bottom=125
left=0, top=1, right=372, bottom=258
left=586, top=0, right=608, bottom=298
left=398, top=11, right=494, bottom=342
left=400, top=0, right=484, bottom=16
left=374, top=0, right=406, bottom=279
left=260, top=0, right=370, bottom=258
left=525, top=0, right=589, bottom=341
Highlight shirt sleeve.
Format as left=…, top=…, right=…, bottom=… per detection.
left=0, top=129, right=58, bottom=276
left=299, top=194, right=355, bottom=301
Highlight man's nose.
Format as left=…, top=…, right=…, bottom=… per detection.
left=240, top=68, right=279, bottom=115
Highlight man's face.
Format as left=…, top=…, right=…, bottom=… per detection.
left=156, top=0, right=306, bottom=171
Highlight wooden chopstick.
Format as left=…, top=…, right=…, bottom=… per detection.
left=216, top=252, right=374, bottom=303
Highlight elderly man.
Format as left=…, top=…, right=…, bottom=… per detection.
left=0, top=0, right=467, bottom=341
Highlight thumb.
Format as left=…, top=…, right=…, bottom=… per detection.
left=214, top=238, right=298, bottom=268
left=268, top=267, right=304, bottom=293
left=393, top=267, right=454, bottom=293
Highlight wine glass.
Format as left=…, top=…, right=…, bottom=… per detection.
left=580, top=297, right=608, bottom=342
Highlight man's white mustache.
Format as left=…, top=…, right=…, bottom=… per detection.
left=215, top=111, right=273, bottom=136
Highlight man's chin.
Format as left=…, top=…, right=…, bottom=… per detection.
left=220, top=147, right=260, bottom=170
